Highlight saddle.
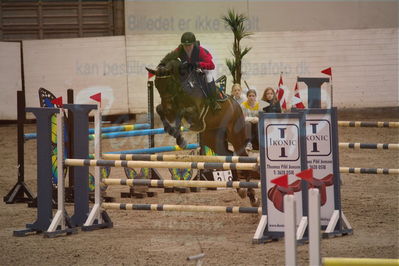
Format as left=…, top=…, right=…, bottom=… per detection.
left=180, top=71, right=227, bottom=132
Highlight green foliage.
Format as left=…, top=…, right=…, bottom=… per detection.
left=221, top=9, right=252, bottom=84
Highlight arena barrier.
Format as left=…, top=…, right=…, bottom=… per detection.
left=338, top=121, right=399, bottom=128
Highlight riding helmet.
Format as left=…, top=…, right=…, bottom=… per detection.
left=181, top=32, right=196, bottom=45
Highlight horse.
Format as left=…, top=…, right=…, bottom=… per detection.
left=146, top=60, right=259, bottom=207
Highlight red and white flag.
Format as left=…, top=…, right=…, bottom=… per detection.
left=148, top=71, right=155, bottom=80
left=276, top=74, right=287, bottom=111
left=292, top=82, right=305, bottom=109
left=276, top=74, right=284, bottom=101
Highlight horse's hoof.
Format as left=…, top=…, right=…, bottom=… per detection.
left=237, top=188, right=247, bottom=199
left=250, top=197, right=260, bottom=207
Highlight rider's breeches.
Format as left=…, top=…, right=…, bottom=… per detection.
left=203, top=69, right=216, bottom=98
left=203, top=69, right=215, bottom=83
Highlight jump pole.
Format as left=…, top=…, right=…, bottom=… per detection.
left=82, top=99, right=112, bottom=231
left=338, top=121, right=399, bottom=128
left=44, top=109, right=77, bottom=237
left=102, top=154, right=259, bottom=163
left=102, top=203, right=261, bottom=214
left=103, top=179, right=260, bottom=189
left=64, top=159, right=259, bottom=171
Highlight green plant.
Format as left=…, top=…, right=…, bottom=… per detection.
left=221, top=9, right=252, bottom=85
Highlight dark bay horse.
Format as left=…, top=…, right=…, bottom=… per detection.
left=146, top=60, right=259, bottom=206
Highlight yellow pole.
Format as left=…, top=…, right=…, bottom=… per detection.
left=323, top=258, right=399, bottom=266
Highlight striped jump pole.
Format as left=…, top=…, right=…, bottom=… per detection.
left=24, top=123, right=151, bottom=140
left=64, top=159, right=259, bottom=171
left=102, top=203, right=261, bottom=214
left=339, top=143, right=399, bottom=150
left=103, top=178, right=260, bottom=189
left=340, top=167, right=399, bottom=175
left=88, top=144, right=200, bottom=159
left=88, top=123, right=150, bottom=134
left=102, top=154, right=259, bottom=163
left=338, top=121, right=399, bottom=128
left=88, top=127, right=189, bottom=140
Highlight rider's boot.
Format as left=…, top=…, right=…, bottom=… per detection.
left=206, top=80, right=221, bottom=111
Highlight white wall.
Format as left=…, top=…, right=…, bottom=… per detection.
left=0, top=42, right=21, bottom=120
left=1, top=28, right=397, bottom=120
left=23, top=36, right=129, bottom=117
left=126, top=28, right=398, bottom=111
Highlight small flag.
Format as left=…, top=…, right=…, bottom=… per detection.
left=321, top=67, right=332, bottom=76
left=51, top=97, right=63, bottom=107
left=90, top=93, right=101, bottom=104
left=148, top=71, right=155, bottom=80
left=295, top=168, right=314, bottom=182
left=276, top=74, right=284, bottom=101
left=293, top=82, right=305, bottom=109
left=281, top=98, right=287, bottom=111
left=271, top=174, right=289, bottom=188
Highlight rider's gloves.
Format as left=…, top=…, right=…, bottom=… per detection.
left=180, top=62, right=198, bottom=72
left=187, top=62, right=198, bottom=70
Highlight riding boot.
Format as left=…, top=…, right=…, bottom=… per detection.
left=206, top=80, right=221, bottom=111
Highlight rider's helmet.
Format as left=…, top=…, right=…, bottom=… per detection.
left=181, top=32, right=196, bottom=46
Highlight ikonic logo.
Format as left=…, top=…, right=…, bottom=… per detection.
left=306, top=120, right=331, bottom=156
left=266, top=124, right=299, bottom=161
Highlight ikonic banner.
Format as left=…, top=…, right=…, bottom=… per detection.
left=261, top=114, right=306, bottom=232
left=305, top=110, right=335, bottom=226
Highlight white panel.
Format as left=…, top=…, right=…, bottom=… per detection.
left=126, top=28, right=397, bottom=111
left=0, top=42, right=21, bottom=120
left=23, top=36, right=129, bottom=117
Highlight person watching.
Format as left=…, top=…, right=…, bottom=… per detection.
left=231, top=83, right=246, bottom=105
left=261, top=87, right=282, bottom=113
left=241, top=89, right=259, bottom=151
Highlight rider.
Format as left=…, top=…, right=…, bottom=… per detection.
left=157, top=32, right=221, bottom=111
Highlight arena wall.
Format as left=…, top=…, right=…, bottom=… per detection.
left=22, top=36, right=129, bottom=118
left=0, top=1, right=397, bottom=120
left=127, top=28, right=398, bottom=112
left=0, top=42, right=21, bottom=120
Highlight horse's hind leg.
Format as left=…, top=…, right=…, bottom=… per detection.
left=228, top=122, right=260, bottom=207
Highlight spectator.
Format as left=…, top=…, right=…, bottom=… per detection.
left=231, top=83, right=246, bottom=105
left=261, top=87, right=282, bottom=113
left=241, top=89, right=259, bottom=151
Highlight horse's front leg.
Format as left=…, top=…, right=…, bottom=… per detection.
left=172, top=114, right=187, bottom=149
left=156, top=105, right=187, bottom=149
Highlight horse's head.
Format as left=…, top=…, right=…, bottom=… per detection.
left=146, top=59, right=206, bottom=130
left=146, top=60, right=183, bottom=122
